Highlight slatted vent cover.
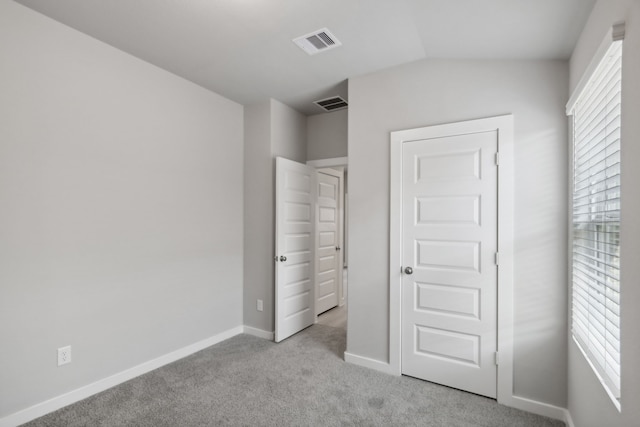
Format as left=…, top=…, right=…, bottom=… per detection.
left=293, top=28, right=342, bottom=55
left=314, top=96, right=348, bottom=112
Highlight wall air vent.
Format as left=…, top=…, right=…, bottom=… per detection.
left=293, top=28, right=342, bottom=55
left=314, top=96, right=348, bottom=112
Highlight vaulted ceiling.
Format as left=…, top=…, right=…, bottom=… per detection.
left=16, top=0, right=595, bottom=115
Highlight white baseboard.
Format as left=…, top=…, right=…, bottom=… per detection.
left=243, top=326, right=274, bottom=341
left=0, top=326, right=243, bottom=427
left=564, top=409, right=576, bottom=427
left=506, top=395, right=568, bottom=422
left=344, top=351, right=398, bottom=376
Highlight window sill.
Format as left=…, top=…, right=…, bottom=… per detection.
left=572, top=336, right=621, bottom=412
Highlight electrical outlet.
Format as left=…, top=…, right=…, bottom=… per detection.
left=58, top=346, right=71, bottom=366
left=257, top=299, right=263, bottom=312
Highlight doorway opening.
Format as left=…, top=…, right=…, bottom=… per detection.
left=309, top=158, right=348, bottom=332
left=274, top=157, right=348, bottom=341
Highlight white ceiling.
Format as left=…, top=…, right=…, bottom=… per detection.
left=15, top=0, right=595, bottom=115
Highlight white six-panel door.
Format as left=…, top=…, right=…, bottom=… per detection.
left=315, top=171, right=340, bottom=315
left=401, top=130, right=498, bottom=398
left=275, top=157, right=316, bottom=343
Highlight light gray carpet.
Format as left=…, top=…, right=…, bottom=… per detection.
left=317, top=305, right=347, bottom=330
left=24, top=325, right=564, bottom=426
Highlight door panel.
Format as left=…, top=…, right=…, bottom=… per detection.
left=416, top=282, right=480, bottom=318
left=401, top=130, right=498, bottom=398
left=315, top=171, right=340, bottom=314
left=275, top=157, right=316, bottom=343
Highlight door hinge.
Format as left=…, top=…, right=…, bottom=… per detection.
left=495, top=252, right=499, bottom=266
left=495, top=351, right=500, bottom=365
left=495, top=152, right=500, bottom=166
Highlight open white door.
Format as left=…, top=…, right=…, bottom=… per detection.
left=400, top=123, right=498, bottom=398
left=315, top=169, right=343, bottom=315
left=275, top=157, right=316, bottom=342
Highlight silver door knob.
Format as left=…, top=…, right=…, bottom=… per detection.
left=404, top=266, right=413, bottom=275
left=280, top=255, right=287, bottom=262
left=336, top=246, right=341, bottom=251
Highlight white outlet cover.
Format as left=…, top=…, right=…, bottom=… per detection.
left=58, top=345, right=71, bottom=366
left=257, top=299, right=263, bottom=312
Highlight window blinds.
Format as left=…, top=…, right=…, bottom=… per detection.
left=570, top=38, right=623, bottom=399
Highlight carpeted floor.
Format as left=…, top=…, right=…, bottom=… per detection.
left=24, top=324, right=564, bottom=426
left=317, top=305, right=347, bottom=330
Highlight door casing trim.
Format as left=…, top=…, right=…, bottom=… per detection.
left=389, top=115, right=514, bottom=405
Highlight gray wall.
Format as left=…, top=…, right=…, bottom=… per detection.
left=567, top=1, right=640, bottom=426
left=272, top=99, right=307, bottom=162
left=0, top=1, right=244, bottom=418
left=347, top=59, right=569, bottom=407
left=243, top=101, right=273, bottom=332
left=243, top=99, right=307, bottom=333
left=307, top=110, right=348, bottom=161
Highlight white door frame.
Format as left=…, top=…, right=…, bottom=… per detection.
left=307, top=157, right=348, bottom=169
left=389, top=115, right=514, bottom=405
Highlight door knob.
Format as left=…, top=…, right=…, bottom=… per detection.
left=404, top=266, right=413, bottom=275
left=336, top=246, right=341, bottom=251
left=280, top=255, right=287, bottom=262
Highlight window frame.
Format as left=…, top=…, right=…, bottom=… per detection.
left=566, top=22, right=625, bottom=410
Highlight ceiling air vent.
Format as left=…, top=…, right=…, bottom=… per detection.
left=293, top=28, right=342, bottom=55
left=314, top=96, right=348, bottom=112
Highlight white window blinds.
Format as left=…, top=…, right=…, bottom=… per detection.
left=568, top=34, right=623, bottom=400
